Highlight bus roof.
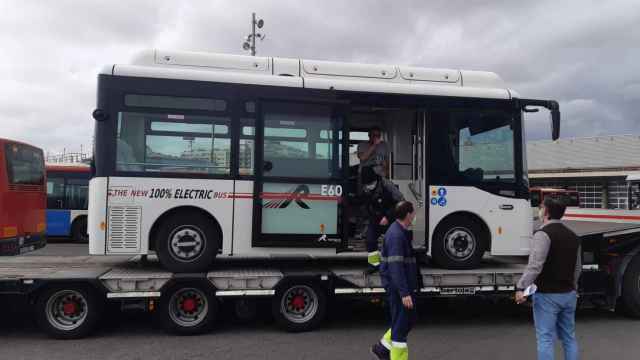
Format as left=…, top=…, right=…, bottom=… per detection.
left=0, top=137, right=41, bottom=150
left=46, top=163, right=91, bottom=173
left=102, top=49, right=515, bottom=100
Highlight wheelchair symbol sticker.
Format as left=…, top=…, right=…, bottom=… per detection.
left=431, top=187, right=448, bottom=207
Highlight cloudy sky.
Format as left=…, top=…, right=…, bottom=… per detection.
left=1, top=0, right=638, bottom=155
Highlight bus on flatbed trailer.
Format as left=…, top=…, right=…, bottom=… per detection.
left=89, top=49, right=561, bottom=273
left=2, top=220, right=640, bottom=339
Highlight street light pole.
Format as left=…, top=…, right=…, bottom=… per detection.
left=242, top=13, right=265, bottom=56
left=251, top=12, right=256, bottom=56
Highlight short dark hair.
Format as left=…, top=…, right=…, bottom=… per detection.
left=543, top=196, right=567, bottom=220
left=394, top=201, right=415, bottom=221
left=369, top=127, right=382, bottom=136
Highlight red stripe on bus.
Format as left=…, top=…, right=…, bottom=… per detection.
left=564, top=213, right=640, bottom=221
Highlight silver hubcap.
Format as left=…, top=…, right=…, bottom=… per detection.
left=169, top=288, right=209, bottom=327
left=444, top=227, right=476, bottom=261
left=280, top=285, right=319, bottom=324
left=45, top=290, right=88, bottom=331
left=169, top=226, right=206, bottom=262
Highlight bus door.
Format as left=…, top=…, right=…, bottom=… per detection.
left=408, top=111, right=427, bottom=248
left=252, top=101, right=348, bottom=248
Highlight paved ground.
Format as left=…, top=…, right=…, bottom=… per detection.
left=2, top=243, right=640, bottom=360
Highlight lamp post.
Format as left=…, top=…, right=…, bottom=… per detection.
left=242, top=12, right=265, bottom=56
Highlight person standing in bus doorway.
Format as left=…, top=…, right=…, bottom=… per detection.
left=515, top=196, right=581, bottom=360
left=361, top=166, right=405, bottom=273
left=371, top=201, right=418, bottom=360
left=358, top=127, right=389, bottom=178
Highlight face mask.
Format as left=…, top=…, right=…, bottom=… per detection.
left=364, top=181, right=377, bottom=192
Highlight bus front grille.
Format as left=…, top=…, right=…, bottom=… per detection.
left=107, top=206, right=141, bottom=253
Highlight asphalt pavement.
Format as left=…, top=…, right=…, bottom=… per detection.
left=1, top=243, right=639, bottom=360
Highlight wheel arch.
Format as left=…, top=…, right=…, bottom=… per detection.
left=148, top=205, right=223, bottom=253
left=431, top=210, right=492, bottom=252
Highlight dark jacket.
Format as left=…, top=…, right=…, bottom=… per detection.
left=536, top=222, right=581, bottom=293
left=381, top=221, right=418, bottom=297
left=366, top=178, right=404, bottom=222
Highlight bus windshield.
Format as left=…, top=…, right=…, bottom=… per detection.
left=4, top=142, right=45, bottom=185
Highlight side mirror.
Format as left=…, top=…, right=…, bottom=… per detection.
left=551, top=109, right=560, bottom=141
left=92, top=109, right=109, bottom=122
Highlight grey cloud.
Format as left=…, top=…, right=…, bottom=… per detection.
left=0, top=0, right=638, bottom=154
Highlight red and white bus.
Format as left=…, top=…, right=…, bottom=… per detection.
left=0, top=138, right=47, bottom=255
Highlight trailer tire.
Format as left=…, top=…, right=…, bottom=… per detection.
left=71, top=216, right=89, bottom=243
left=272, top=280, right=327, bottom=332
left=35, top=285, right=102, bottom=339
left=158, top=282, right=218, bottom=335
left=156, top=211, right=218, bottom=273
left=621, top=255, right=640, bottom=318
left=431, top=215, right=487, bottom=270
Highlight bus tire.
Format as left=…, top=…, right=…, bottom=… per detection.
left=71, top=217, right=89, bottom=243
left=621, top=254, right=640, bottom=318
left=158, top=281, right=218, bottom=335
left=156, top=211, right=218, bottom=273
left=35, top=285, right=102, bottom=339
left=431, top=215, right=486, bottom=270
left=272, top=280, right=327, bottom=332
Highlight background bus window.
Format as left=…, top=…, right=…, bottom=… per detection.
left=65, top=178, right=89, bottom=209
left=4, top=143, right=44, bottom=185
left=116, top=112, right=231, bottom=175
left=46, top=177, right=65, bottom=208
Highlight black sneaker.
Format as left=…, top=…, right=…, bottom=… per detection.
left=370, top=342, right=390, bottom=360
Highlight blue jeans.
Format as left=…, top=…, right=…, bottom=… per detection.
left=533, top=291, right=579, bottom=360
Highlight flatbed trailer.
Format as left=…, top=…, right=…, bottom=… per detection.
left=2, top=220, right=640, bottom=339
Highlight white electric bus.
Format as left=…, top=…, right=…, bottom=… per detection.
left=89, top=49, right=560, bottom=272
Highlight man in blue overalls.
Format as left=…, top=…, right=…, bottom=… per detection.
left=371, top=201, right=418, bottom=360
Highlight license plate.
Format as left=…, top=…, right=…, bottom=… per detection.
left=19, top=245, right=35, bottom=254
left=440, top=287, right=476, bottom=295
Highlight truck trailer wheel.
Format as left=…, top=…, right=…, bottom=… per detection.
left=272, top=281, right=327, bottom=332
left=158, top=282, right=218, bottom=335
left=35, top=285, right=102, bottom=339
left=431, top=215, right=487, bottom=270
left=156, top=211, right=219, bottom=273
left=621, top=254, right=640, bottom=318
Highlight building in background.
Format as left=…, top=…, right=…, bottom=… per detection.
left=527, top=134, right=640, bottom=209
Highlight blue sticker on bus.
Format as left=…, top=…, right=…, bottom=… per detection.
left=430, top=187, right=448, bottom=207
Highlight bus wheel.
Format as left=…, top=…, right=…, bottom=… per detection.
left=158, top=282, right=218, bottom=335
left=272, top=280, right=327, bottom=332
left=71, top=217, right=89, bottom=243
left=621, top=254, right=640, bottom=318
left=35, top=285, right=102, bottom=339
left=156, top=211, right=218, bottom=273
left=432, top=215, right=486, bottom=270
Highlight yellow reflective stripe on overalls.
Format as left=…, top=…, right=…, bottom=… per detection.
left=391, top=341, right=408, bottom=360
left=381, top=328, right=392, bottom=350
left=368, top=251, right=381, bottom=266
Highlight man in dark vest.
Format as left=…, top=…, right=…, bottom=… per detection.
left=516, top=196, right=581, bottom=360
